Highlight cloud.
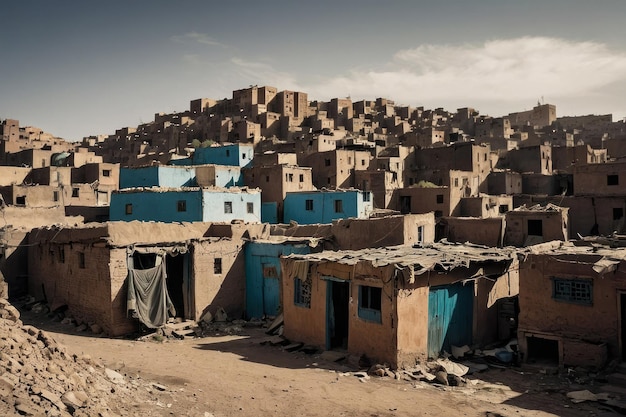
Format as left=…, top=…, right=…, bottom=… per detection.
left=171, top=32, right=226, bottom=47
left=230, top=58, right=300, bottom=90
left=299, top=37, right=626, bottom=110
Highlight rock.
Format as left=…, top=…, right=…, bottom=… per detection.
left=61, top=391, right=88, bottom=409
left=434, top=370, right=449, bottom=385
left=104, top=368, right=126, bottom=385
left=38, top=388, right=67, bottom=410
left=152, top=383, right=168, bottom=391
left=0, top=374, right=16, bottom=396
left=214, top=307, right=228, bottom=322
left=2, top=304, right=20, bottom=322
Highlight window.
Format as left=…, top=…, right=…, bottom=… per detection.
left=608, top=174, right=619, bottom=186
left=299, top=174, right=304, bottom=182
left=125, top=204, right=133, bottom=215
left=242, top=153, right=246, bottom=159
left=78, top=252, right=85, bottom=269
left=499, top=204, right=509, bottom=214
left=528, top=219, right=543, bottom=236
left=177, top=200, right=187, bottom=212
left=247, top=202, right=254, bottom=214
left=334, top=199, right=343, bottom=213
left=103, top=170, right=111, bottom=177
left=294, top=277, right=311, bottom=308
left=324, top=159, right=331, bottom=167
left=417, top=225, right=424, bottom=244
left=361, top=159, right=366, bottom=166
left=214, top=258, right=222, bottom=274
left=436, top=194, right=444, bottom=204
left=614, top=208, right=624, bottom=220
left=348, top=157, right=352, bottom=165
left=305, top=199, right=313, bottom=211
left=58, top=247, right=65, bottom=263
left=362, top=192, right=371, bottom=202
left=226, top=150, right=230, bottom=157
left=72, top=188, right=79, bottom=198
left=16, top=196, right=26, bottom=206
left=53, top=191, right=59, bottom=202
left=224, top=201, right=233, bottom=213
left=358, top=285, right=382, bottom=323
left=266, top=175, right=270, bottom=182
left=286, top=173, right=293, bottom=182
left=454, top=178, right=459, bottom=187
left=553, top=278, right=592, bottom=305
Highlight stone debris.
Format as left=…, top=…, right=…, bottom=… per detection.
left=0, top=295, right=177, bottom=416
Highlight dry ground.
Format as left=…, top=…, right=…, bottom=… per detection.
left=19, top=309, right=621, bottom=417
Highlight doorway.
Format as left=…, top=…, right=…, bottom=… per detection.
left=400, top=196, right=411, bottom=214
left=166, top=253, right=187, bottom=319
left=326, top=280, right=350, bottom=350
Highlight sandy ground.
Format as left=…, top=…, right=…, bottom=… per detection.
left=19, top=310, right=621, bottom=417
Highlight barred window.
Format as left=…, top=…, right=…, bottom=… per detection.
left=294, top=276, right=311, bottom=308
left=553, top=278, right=592, bottom=305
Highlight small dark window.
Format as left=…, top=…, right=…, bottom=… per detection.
left=436, top=194, right=444, bottom=204
left=299, top=174, right=304, bottom=182
left=499, top=204, right=509, bottom=214
left=608, top=174, right=619, bottom=186
left=53, top=191, right=59, bottom=202
left=214, top=258, right=222, bottom=274
left=334, top=199, right=343, bottom=213
left=305, top=199, right=313, bottom=211
left=294, top=277, right=311, bottom=308
left=286, top=173, right=293, bottom=182
left=242, top=153, right=246, bottom=159
left=224, top=201, right=233, bottom=213
left=528, top=219, right=543, bottom=236
left=614, top=208, right=624, bottom=220
left=58, top=247, right=65, bottom=263
left=226, top=150, right=230, bottom=157
left=553, top=278, right=592, bottom=305
left=177, top=200, right=186, bottom=212
left=78, top=252, right=85, bottom=269
left=72, top=188, right=79, bottom=198
left=266, top=175, right=270, bottom=182
left=247, top=202, right=254, bottom=213
left=361, top=159, right=365, bottom=166
left=358, top=285, right=382, bottom=323
left=16, top=196, right=26, bottom=205
left=103, top=170, right=111, bottom=177
left=125, top=204, right=133, bottom=215
left=362, top=192, right=371, bottom=202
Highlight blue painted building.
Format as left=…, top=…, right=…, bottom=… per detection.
left=110, top=187, right=261, bottom=223
left=283, top=189, right=374, bottom=225
left=181, top=144, right=254, bottom=168
left=120, top=166, right=197, bottom=189
left=120, top=164, right=243, bottom=189
left=244, top=239, right=318, bottom=319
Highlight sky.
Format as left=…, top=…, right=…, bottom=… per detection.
left=1, top=0, right=625, bottom=141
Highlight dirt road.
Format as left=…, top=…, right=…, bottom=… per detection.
left=20, top=310, right=617, bottom=417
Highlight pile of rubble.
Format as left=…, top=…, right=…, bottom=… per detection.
left=0, top=296, right=177, bottom=416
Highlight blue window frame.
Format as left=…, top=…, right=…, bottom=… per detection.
left=552, top=278, right=592, bottom=305
left=358, top=285, right=382, bottom=323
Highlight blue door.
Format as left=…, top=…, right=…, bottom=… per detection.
left=427, top=283, right=473, bottom=358
left=261, top=256, right=281, bottom=317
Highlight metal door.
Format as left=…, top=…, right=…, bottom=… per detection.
left=428, top=283, right=473, bottom=358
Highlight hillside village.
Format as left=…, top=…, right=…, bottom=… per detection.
left=3, top=84, right=626, bottom=384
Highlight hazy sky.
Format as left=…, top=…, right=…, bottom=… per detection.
left=1, top=0, right=625, bottom=141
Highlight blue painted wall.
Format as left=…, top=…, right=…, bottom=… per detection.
left=211, top=165, right=243, bottom=188
left=244, top=241, right=312, bottom=319
left=201, top=190, right=261, bottom=223
left=119, top=166, right=197, bottom=189
left=110, top=189, right=203, bottom=222
left=192, top=144, right=254, bottom=168
left=111, top=189, right=262, bottom=223
left=283, top=190, right=374, bottom=224
left=261, top=202, right=278, bottom=224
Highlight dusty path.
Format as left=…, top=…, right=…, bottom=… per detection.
left=20, top=310, right=617, bottom=417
